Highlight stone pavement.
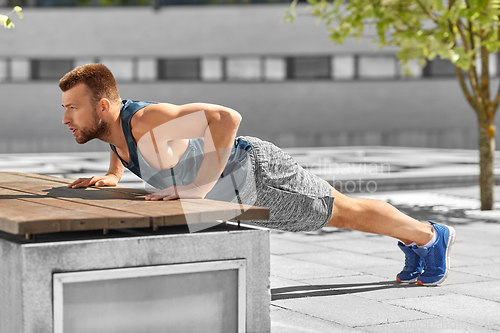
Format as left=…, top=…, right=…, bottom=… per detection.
left=1, top=147, right=500, bottom=332
left=269, top=186, right=500, bottom=332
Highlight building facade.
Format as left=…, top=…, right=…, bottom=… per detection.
left=0, top=2, right=493, bottom=153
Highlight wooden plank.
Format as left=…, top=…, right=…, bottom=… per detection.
left=1, top=177, right=270, bottom=222
left=0, top=172, right=70, bottom=185
left=0, top=187, right=150, bottom=235
left=0, top=172, right=270, bottom=235
left=1, top=172, right=148, bottom=196
left=0, top=189, right=108, bottom=235
left=0, top=180, right=214, bottom=228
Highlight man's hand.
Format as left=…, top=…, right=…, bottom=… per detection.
left=145, top=183, right=207, bottom=201
left=67, top=174, right=119, bottom=189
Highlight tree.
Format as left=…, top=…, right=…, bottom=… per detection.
left=285, top=0, right=500, bottom=210
left=1, top=6, right=22, bottom=29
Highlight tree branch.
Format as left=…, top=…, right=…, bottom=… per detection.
left=479, top=45, right=491, bottom=106
left=456, top=20, right=470, bottom=52
left=415, top=0, right=439, bottom=24
left=456, top=67, right=478, bottom=112
left=455, top=19, right=484, bottom=110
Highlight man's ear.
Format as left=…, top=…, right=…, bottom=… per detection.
left=98, top=98, right=111, bottom=115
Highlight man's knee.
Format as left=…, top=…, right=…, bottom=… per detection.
left=326, top=195, right=361, bottom=229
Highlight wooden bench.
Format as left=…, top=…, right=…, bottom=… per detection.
left=0, top=172, right=271, bottom=333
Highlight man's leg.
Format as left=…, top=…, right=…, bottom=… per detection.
left=326, top=186, right=433, bottom=246
left=326, top=186, right=456, bottom=286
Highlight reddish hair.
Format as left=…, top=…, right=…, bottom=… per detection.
left=59, top=63, right=121, bottom=106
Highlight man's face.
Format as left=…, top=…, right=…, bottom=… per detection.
left=62, top=83, right=109, bottom=144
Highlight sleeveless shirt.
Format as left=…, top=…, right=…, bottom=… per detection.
left=110, top=100, right=252, bottom=201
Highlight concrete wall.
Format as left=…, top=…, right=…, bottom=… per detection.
left=0, top=5, right=386, bottom=57
left=0, top=4, right=492, bottom=152
left=0, top=78, right=484, bottom=153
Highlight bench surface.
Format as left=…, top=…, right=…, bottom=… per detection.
left=0, top=172, right=269, bottom=236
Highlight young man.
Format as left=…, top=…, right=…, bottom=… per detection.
left=60, top=64, right=455, bottom=286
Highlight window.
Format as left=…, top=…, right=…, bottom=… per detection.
left=137, top=58, right=157, bottom=81
left=31, top=59, right=73, bottom=80
left=332, top=55, right=355, bottom=80
left=158, top=58, right=200, bottom=80
left=226, top=57, right=261, bottom=81
left=264, top=57, right=286, bottom=81
left=287, top=56, right=330, bottom=80
left=358, top=55, right=397, bottom=79
left=423, top=57, right=455, bottom=77
left=400, top=59, right=423, bottom=79
left=201, top=57, right=223, bottom=81
left=99, top=58, right=135, bottom=81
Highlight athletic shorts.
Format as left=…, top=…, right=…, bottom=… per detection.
left=233, top=136, right=335, bottom=232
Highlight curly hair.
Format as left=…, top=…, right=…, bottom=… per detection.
left=59, top=63, right=121, bottom=106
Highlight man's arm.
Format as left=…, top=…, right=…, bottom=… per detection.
left=136, top=103, right=242, bottom=200
left=67, top=149, right=124, bottom=188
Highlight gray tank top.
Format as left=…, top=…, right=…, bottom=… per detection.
left=110, top=100, right=252, bottom=202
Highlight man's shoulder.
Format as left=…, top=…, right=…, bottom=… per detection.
left=122, top=99, right=159, bottom=112
left=129, top=103, right=176, bottom=141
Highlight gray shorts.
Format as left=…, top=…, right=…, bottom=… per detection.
left=234, top=136, right=334, bottom=232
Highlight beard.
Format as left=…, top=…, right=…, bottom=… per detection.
left=76, top=111, right=110, bottom=144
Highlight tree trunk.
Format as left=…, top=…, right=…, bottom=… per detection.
left=478, top=120, right=496, bottom=210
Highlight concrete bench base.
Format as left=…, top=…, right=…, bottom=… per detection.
left=0, top=224, right=270, bottom=333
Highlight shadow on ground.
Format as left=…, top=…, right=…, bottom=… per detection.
left=271, top=280, right=419, bottom=301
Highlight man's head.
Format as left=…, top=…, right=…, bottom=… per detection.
left=60, top=64, right=120, bottom=144
left=59, top=63, right=121, bottom=107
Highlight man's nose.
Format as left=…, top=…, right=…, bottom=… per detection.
left=62, top=111, right=70, bottom=125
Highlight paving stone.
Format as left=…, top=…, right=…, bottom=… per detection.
left=454, top=264, right=500, bottom=280
left=314, top=237, right=400, bottom=255
left=270, top=228, right=366, bottom=243
left=299, top=274, right=390, bottom=287
left=296, top=275, right=437, bottom=302
left=386, top=294, right=500, bottom=327
left=355, top=264, right=403, bottom=280
left=269, top=238, right=332, bottom=255
left=270, top=275, right=310, bottom=289
left=355, top=282, right=450, bottom=302
left=452, top=226, right=500, bottom=245
left=441, top=280, right=500, bottom=303
left=270, top=255, right=361, bottom=281
left=271, top=307, right=364, bottom=333
left=354, top=264, right=489, bottom=287
left=273, top=294, right=434, bottom=327
left=285, top=249, right=401, bottom=270
left=370, top=250, right=404, bottom=262
left=450, top=254, right=496, bottom=268
left=451, top=240, right=499, bottom=259
left=362, top=317, right=497, bottom=333
left=443, top=269, right=495, bottom=285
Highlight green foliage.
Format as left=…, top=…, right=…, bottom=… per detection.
left=1, top=6, right=22, bottom=29
left=285, top=0, right=500, bottom=71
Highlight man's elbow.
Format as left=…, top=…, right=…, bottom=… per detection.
left=222, top=108, right=242, bottom=126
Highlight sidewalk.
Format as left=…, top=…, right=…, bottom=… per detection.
left=1, top=147, right=499, bottom=332
left=270, top=186, right=500, bottom=332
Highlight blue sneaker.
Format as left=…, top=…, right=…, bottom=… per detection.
left=412, top=222, right=456, bottom=286
left=396, top=241, right=423, bottom=283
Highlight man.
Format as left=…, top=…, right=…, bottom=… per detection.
left=60, top=63, right=455, bottom=286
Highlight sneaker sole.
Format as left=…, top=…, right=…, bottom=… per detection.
left=418, top=226, right=456, bottom=286
left=397, top=277, right=419, bottom=283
